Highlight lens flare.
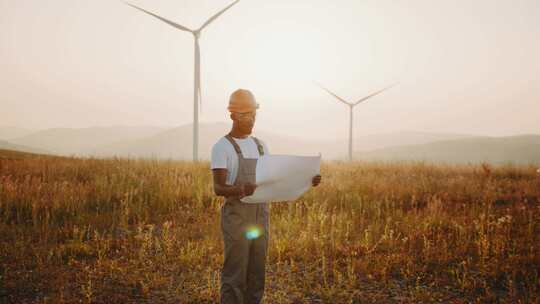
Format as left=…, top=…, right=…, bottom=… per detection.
left=245, top=226, right=261, bottom=240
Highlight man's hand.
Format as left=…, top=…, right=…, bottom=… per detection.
left=312, top=174, right=321, bottom=187
left=239, top=182, right=257, bottom=198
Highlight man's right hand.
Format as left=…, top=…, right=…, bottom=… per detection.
left=212, top=169, right=258, bottom=199
left=239, top=183, right=257, bottom=198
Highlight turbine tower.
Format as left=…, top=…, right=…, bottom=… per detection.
left=316, top=83, right=397, bottom=162
left=125, top=1, right=241, bottom=162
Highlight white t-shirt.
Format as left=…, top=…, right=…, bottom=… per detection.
left=211, top=135, right=269, bottom=185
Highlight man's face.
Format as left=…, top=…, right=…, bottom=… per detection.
left=233, top=111, right=256, bottom=134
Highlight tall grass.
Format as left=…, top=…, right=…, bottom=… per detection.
left=0, top=153, right=539, bottom=303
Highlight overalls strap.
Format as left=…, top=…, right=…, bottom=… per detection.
left=225, top=134, right=265, bottom=157
left=252, top=137, right=265, bottom=156
left=224, top=134, right=243, bottom=157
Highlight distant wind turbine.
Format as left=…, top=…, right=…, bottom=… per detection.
left=316, top=82, right=397, bottom=161
left=125, top=1, right=241, bottom=161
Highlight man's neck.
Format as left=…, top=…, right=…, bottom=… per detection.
left=228, top=129, right=250, bottom=139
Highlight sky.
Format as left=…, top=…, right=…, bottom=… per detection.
left=1, top=0, right=539, bottom=140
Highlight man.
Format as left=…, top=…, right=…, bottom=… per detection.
left=211, top=89, right=321, bottom=304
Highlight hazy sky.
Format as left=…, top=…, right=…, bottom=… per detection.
left=1, top=0, right=539, bottom=140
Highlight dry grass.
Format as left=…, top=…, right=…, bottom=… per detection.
left=0, top=152, right=539, bottom=303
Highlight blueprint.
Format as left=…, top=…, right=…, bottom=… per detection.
left=241, top=154, right=321, bottom=204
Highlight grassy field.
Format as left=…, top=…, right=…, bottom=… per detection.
left=0, top=149, right=539, bottom=303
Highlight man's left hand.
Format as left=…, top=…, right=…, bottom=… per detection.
left=312, top=174, right=321, bottom=187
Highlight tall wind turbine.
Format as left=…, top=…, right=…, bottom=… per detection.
left=125, top=1, right=241, bottom=162
left=316, top=83, right=397, bottom=162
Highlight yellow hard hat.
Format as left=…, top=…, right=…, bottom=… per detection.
left=228, top=89, right=259, bottom=113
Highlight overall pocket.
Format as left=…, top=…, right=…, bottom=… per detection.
left=221, top=201, right=245, bottom=241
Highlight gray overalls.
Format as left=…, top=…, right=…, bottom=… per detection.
left=220, top=134, right=269, bottom=304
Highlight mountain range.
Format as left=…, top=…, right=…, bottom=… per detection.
left=0, top=124, right=538, bottom=165
left=354, top=134, right=540, bottom=165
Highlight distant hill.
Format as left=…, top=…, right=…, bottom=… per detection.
left=3, top=123, right=478, bottom=160
left=90, top=122, right=328, bottom=160
left=0, top=148, right=56, bottom=160
left=90, top=123, right=228, bottom=159
left=67, top=124, right=481, bottom=160
left=346, top=131, right=473, bottom=152
left=8, top=124, right=535, bottom=164
left=0, top=140, right=51, bottom=155
left=354, top=135, right=540, bottom=165
left=9, top=126, right=168, bottom=156
left=0, top=127, right=36, bottom=141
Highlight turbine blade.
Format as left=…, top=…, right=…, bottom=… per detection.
left=124, top=2, right=193, bottom=32
left=195, top=39, right=202, bottom=114
left=353, top=83, right=397, bottom=106
left=198, top=0, right=240, bottom=31
left=314, top=82, right=352, bottom=106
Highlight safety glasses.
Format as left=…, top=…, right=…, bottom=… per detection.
left=235, top=112, right=256, bottom=121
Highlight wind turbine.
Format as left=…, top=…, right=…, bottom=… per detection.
left=125, top=1, right=241, bottom=162
left=316, top=83, right=397, bottom=162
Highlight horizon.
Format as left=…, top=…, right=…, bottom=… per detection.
left=2, top=122, right=539, bottom=142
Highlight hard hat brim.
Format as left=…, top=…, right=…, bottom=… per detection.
left=228, top=102, right=259, bottom=113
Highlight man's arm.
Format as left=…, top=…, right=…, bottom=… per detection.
left=212, top=169, right=257, bottom=198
